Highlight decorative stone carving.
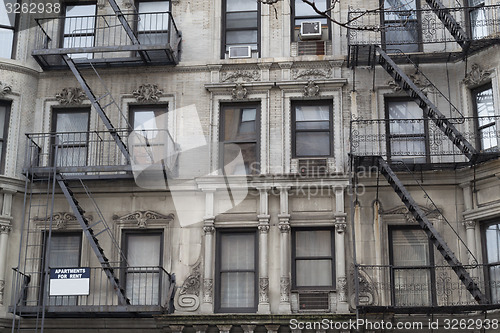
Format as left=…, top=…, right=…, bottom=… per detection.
left=265, top=325, right=280, bottom=333
left=258, top=224, right=270, bottom=233
left=113, top=210, right=174, bottom=228
left=231, top=83, right=248, bottom=99
left=192, top=325, right=209, bottom=333
left=335, top=221, right=347, bottom=234
left=203, top=225, right=215, bottom=234
left=463, top=220, right=476, bottom=229
left=177, top=261, right=201, bottom=311
left=241, top=325, right=256, bottom=333
left=217, top=325, right=233, bottom=333
left=463, top=63, right=491, bottom=86
left=280, top=277, right=290, bottom=302
left=221, top=70, right=260, bottom=83
left=338, top=277, right=347, bottom=302
left=278, top=222, right=291, bottom=233
left=203, top=278, right=213, bottom=303
left=291, top=68, right=332, bottom=80
left=0, top=225, right=11, bottom=233
left=55, top=87, right=86, bottom=105
left=132, top=84, right=163, bottom=102
left=349, top=265, right=377, bottom=308
left=259, top=277, right=269, bottom=303
left=34, top=212, right=92, bottom=229
left=0, top=82, right=12, bottom=96
left=303, top=80, right=320, bottom=97
left=388, top=70, right=431, bottom=93
left=381, top=205, right=441, bottom=224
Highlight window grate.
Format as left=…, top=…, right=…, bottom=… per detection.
left=297, top=41, right=325, bottom=55
left=298, top=292, right=329, bottom=310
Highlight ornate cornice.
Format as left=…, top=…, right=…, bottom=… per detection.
left=55, top=87, right=86, bottom=105
left=113, top=210, right=174, bottom=228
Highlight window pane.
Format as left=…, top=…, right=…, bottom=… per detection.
left=223, top=107, right=256, bottom=141
left=126, top=272, right=159, bottom=305
left=296, top=121, right=330, bottom=130
left=64, top=35, right=95, bottom=49
left=56, top=147, right=87, bottom=167
left=220, top=233, right=254, bottom=270
left=226, top=0, right=257, bottom=12
left=295, top=105, right=330, bottom=121
left=226, top=12, right=258, bottom=29
left=480, top=125, right=498, bottom=151
left=476, top=87, right=495, bottom=119
left=223, top=143, right=257, bottom=175
left=294, top=18, right=328, bottom=27
left=138, top=2, right=170, bottom=32
left=391, top=229, right=429, bottom=266
left=295, top=0, right=327, bottom=17
left=226, top=30, right=258, bottom=45
left=132, top=109, right=167, bottom=131
left=0, top=106, right=6, bottom=138
left=388, top=100, right=423, bottom=122
left=126, top=234, right=161, bottom=266
left=489, top=265, right=500, bottom=303
left=0, top=0, right=16, bottom=26
left=55, top=112, right=89, bottom=132
left=48, top=234, right=81, bottom=267
left=390, top=137, right=426, bottom=157
left=138, top=1, right=170, bottom=13
left=394, top=268, right=431, bottom=306
left=296, top=259, right=332, bottom=286
left=295, top=230, right=332, bottom=257
left=220, top=272, right=255, bottom=308
left=384, top=0, right=417, bottom=20
left=0, top=28, right=14, bottom=58
left=295, top=132, right=330, bottom=156
left=486, top=224, right=500, bottom=264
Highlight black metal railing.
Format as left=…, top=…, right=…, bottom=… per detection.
left=348, top=4, right=500, bottom=51
left=354, top=263, right=500, bottom=308
left=11, top=266, right=175, bottom=314
left=25, top=129, right=177, bottom=174
left=350, top=116, right=500, bottom=164
left=33, top=12, right=181, bottom=66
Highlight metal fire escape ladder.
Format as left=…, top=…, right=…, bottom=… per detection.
left=62, top=55, right=130, bottom=162
left=424, top=0, right=470, bottom=50
left=376, top=157, right=488, bottom=304
left=56, top=175, right=130, bottom=305
left=375, top=46, right=479, bottom=162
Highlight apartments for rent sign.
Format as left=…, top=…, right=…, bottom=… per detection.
left=49, top=268, right=90, bottom=296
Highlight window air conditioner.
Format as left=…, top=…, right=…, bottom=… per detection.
left=300, top=21, right=322, bottom=39
left=228, top=46, right=252, bottom=59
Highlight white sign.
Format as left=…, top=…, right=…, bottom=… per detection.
left=49, top=267, right=90, bottom=296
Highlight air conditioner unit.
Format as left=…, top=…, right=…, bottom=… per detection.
left=300, top=21, right=322, bottom=39
left=228, top=46, right=252, bottom=59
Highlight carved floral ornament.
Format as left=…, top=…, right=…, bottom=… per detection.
left=291, top=68, right=332, bottom=81
left=388, top=70, right=431, bottom=93
left=0, top=82, right=12, bottom=97
left=34, top=212, right=92, bottom=229
left=55, top=87, right=86, bottom=105
left=177, top=261, right=201, bottom=311
left=132, top=84, right=163, bottom=102
left=463, top=63, right=492, bottom=87
left=221, top=70, right=260, bottom=83
left=113, top=210, right=174, bottom=228
left=232, top=83, right=248, bottom=100
left=380, top=205, right=441, bottom=224
left=303, top=80, right=320, bottom=97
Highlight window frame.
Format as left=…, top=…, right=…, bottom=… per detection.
left=481, top=219, right=500, bottom=303
left=472, top=83, right=497, bottom=152
left=388, top=225, right=437, bottom=307
left=291, top=0, right=331, bottom=42
left=121, top=229, right=164, bottom=305
left=60, top=2, right=97, bottom=55
left=219, top=102, right=260, bottom=175
left=214, top=229, right=258, bottom=313
left=380, top=0, right=423, bottom=53
left=0, top=0, right=19, bottom=59
left=291, top=100, right=333, bottom=158
left=134, top=0, right=172, bottom=52
left=221, top=0, right=261, bottom=59
left=291, top=227, right=335, bottom=291
left=385, top=97, right=430, bottom=164
left=0, top=101, right=11, bottom=174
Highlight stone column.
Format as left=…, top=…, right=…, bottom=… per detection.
left=335, top=216, right=348, bottom=313
left=257, top=187, right=270, bottom=314
left=278, top=186, right=291, bottom=313
left=201, top=190, right=216, bottom=313
left=463, top=220, right=477, bottom=265
left=0, top=225, right=11, bottom=305
left=460, top=182, right=473, bottom=211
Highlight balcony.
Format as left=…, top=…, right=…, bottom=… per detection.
left=354, top=264, right=500, bottom=313
left=11, top=266, right=175, bottom=316
left=32, top=12, right=181, bottom=69
left=348, top=4, right=500, bottom=64
left=25, top=129, right=178, bottom=178
left=350, top=116, right=500, bottom=170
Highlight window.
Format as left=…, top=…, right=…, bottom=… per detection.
left=0, top=101, right=10, bottom=173
left=0, top=0, right=17, bottom=58
left=292, top=229, right=335, bottom=290
left=386, top=98, right=428, bottom=163
left=137, top=0, right=170, bottom=59
left=222, top=0, right=260, bottom=58
left=292, top=0, right=329, bottom=41
left=389, top=227, right=435, bottom=306
left=382, top=0, right=421, bottom=53
left=123, top=231, right=163, bottom=305
left=44, top=232, right=82, bottom=306
left=473, top=84, right=497, bottom=151
left=483, top=221, right=500, bottom=303
left=52, top=109, right=90, bottom=168
left=220, top=104, right=259, bottom=175
left=63, top=3, right=96, bottom=59
left=292, top=101, right=332, bottom=157
left=468, top=0, right=487, bottom=39
left=215, top=230, right=257, bottom=313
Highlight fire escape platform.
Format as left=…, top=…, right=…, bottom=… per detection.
left=11, top=305, right=166, bottom=318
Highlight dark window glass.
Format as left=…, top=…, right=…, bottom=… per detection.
left=223, top=0, right=259, bottom=56
left=0, top=102, right=10, bottom=173
left=383, top=0, right=420, bottom=53
left=473, top=84, right=497, bottom=151
left=293, top=101, right=332, bottom=157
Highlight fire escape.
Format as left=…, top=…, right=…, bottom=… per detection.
left=348, top=1, right=500, bottom=312
left=11, top=0, right=180, bottom=329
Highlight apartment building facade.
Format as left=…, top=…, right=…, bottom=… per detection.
left=0, top=0, right=499, bottom=332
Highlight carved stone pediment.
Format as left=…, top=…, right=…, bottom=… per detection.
left=132, top=84, right=163, bottom=102
left=0, top=82, right=12, bottom=97
left=221, top=70, right=260, bottom=83
left=34, top=212, right=93, bottom=229
left=231, top=83, right=247, bottom=99
left=303, top=80, right=320, bottom=97
left=113, top=210, right=174, bottom=228
left=381, top=205, right=441, bottom=224
left=463, top=63, right=492, bottom=87
left=55, top=87, right=86, bottom=105
left=291, top=68, right=332, bottom=81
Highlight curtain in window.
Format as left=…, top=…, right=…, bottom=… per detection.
left=54, top=111, right=89, bottom=168
left=126, top=233, right=162, bottom=305
left=219, top=233, right=255, bottom=309
left=485, top=223, right=500, bottom=302
left=295, top=230, right=333, bottom=287
left=391, top=229, right=431, bottom=306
